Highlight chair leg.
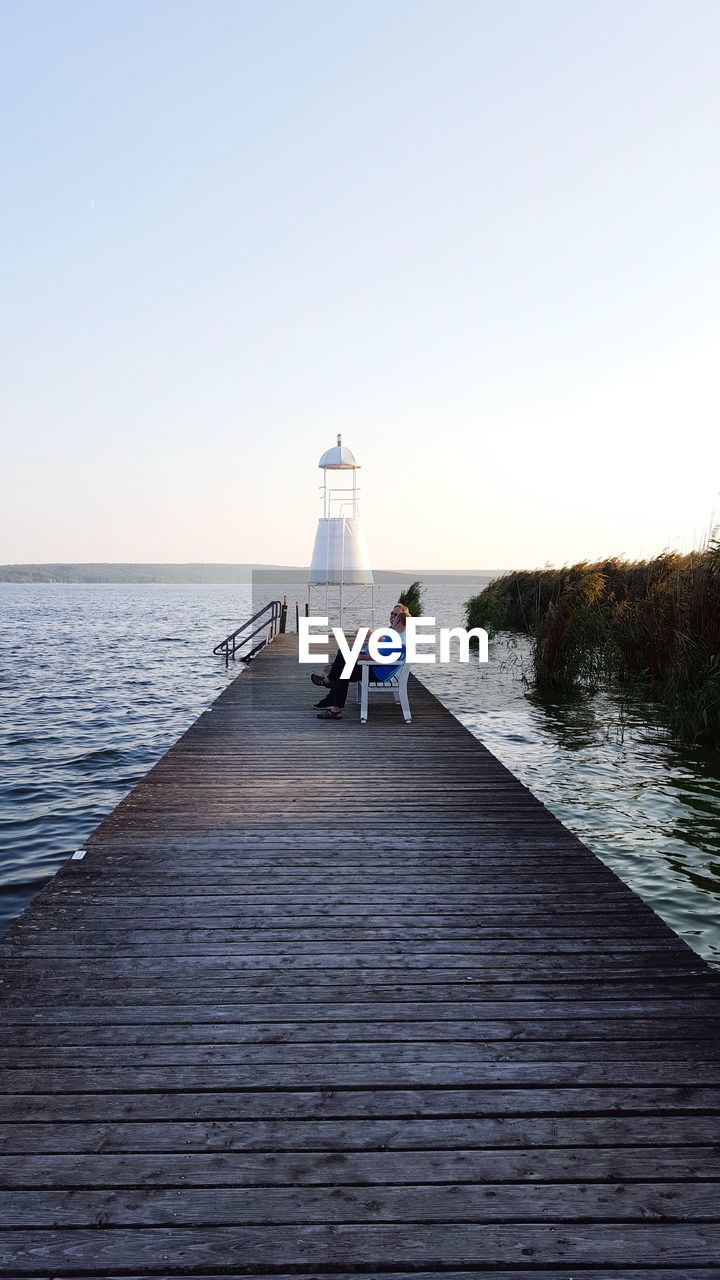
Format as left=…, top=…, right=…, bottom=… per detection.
left=360, top=669, right=369, bottom=723
left=400, top=683, right=411, bottom=723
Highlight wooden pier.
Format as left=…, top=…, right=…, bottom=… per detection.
left=1, top=632, right=720, bottom=1277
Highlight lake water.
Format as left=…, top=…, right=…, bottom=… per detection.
left=1, top=581, right=719, bottom=967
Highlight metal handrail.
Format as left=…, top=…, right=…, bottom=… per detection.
left=213, top=599, right=283, bottom=667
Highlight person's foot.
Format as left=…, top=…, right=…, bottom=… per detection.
left=311, top=673, right=330, bottom=687
left=313, top=694, right=333, bottom=708
left=317, top=708, right=342, bottom=720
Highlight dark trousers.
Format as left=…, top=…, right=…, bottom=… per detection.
left=328, top=649, right=362, bottom=708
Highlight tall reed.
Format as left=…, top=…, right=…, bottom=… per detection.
left=465, top=544, right=720, bottom=745
left=399, top=579, right=424, bottom=617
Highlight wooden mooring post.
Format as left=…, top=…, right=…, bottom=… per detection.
left=1, top=633, right=720, bottom=1276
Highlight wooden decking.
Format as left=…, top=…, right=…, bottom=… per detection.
left=1, top=632, right=720, bottom=1278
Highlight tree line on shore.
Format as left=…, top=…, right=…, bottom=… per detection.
left=465, top=543, right=720, bottom=746
left=0, top=563, right=300, bottom=583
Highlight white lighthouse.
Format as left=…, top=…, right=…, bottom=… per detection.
left=308, top=435, right=374, bottom=627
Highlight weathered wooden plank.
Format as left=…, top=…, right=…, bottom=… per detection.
left=3, top=1273, right=718, bottom=1280
left=2, top=1182, right=719, bottom=1227
left=2, top=1223, right=720, bottom=1270
left=7, top=929, right=684, bottom=952
left=3, top=1272, right=718, bottom=1280
left=3, top=1146, right=720, bottom=1186
left=24, top=903, right=656, bottom=926
left=9, top=923, right=668, bottom=947
left=4, top=973, right=715, bottom=1005
left=0, top=1084, right=716, bottom=1122
left=4, top=1039, right=717, bottom=1069
left=38, top=893, right=645, bottom=910
left=2, top=1060, right=720, bottom=1092
left=4, top=993, right=720, bottom=1023
left=5, top=998, right=720, bottom=1028
left=2, top=1113, right=718, bottom=1154
left=4, top=1270, right=718, bottom=1280
left=3, top=1015, right=719, bottom=1047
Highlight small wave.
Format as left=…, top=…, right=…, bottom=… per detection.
left=63, top=746, right=124, bottom=767
left=0, top=784, right=39, bottom=802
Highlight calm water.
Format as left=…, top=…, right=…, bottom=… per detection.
left=1, top=581, right=719, bottom=967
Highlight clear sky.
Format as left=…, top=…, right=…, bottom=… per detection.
left=1, top=0, right=719, bottom=571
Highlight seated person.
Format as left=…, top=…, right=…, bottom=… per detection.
left=312, top=603, right=409, bottom=721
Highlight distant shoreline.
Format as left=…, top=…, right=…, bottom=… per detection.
left=0, top=563, right=504, bottom=585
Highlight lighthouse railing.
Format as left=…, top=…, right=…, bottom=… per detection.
left=213, top=599, right=283, bottom=667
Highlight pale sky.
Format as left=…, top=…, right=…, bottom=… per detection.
left=1, top=0, right=719, bottom=571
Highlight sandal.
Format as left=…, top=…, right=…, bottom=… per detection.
left=311, top=673, right=329, bottom=687
left=317, top=709, right=342, bottom=720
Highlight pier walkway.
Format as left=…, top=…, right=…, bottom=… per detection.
left=1, top=633, right=720, bottom=1277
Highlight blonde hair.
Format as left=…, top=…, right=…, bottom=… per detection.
left=392, top=603, right=411, bottom=617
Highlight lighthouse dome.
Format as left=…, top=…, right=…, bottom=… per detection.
left=319, top=434, right=357, bottom=469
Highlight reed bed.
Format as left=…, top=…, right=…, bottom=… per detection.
left=465, top=544, right=720, bottom=745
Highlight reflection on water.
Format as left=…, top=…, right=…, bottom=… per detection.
left=1, top=580, right=719, bottom=969
left=420, top=615, right=720, bottom=969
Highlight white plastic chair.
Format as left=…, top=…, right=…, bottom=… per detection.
left=358, top=662, right=411, bottom=724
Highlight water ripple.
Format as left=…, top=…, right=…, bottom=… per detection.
left=0, top=582, right=250, bottom=929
